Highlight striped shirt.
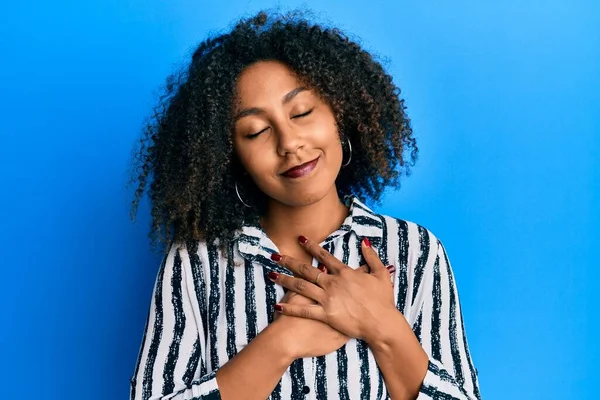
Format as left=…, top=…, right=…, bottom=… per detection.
left=130, top=194, right=481, bottom=400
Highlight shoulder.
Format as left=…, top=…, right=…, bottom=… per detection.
left=170, top=236, right=225, bottom=256
left=350, top=195, right=442, bottom=249
left=164, top=237, right=226, bottom=272
left=371, top=210, right=444, bottom=256
left=370, top=209, right=442, bottom=244
left=164, top=238, right=233, bottom=287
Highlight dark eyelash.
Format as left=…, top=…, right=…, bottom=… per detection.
left=293, top=109, right=313, bottom=119
left=247, top=109, right=314, bottom=139
left=247, top=129, right=266, bottom=139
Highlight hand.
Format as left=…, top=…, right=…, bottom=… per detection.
left=269, top=236, right=398, bottom=344
left=274, top=265, right=333, bottom=322
left=273, top=289, right=312, bottom=322
left=271, top=264, right=366, bottom=359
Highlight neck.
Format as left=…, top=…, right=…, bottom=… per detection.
left=259, top=187, right=349, bottom=260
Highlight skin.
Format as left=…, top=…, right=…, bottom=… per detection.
left=232, top=60, right=349, bottom=262
left=270, top=237, right=430, bottom=399
left=215, top=60, right=429, bottom=400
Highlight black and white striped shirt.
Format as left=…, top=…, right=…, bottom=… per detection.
left=130, top=195, right=481, bottom=399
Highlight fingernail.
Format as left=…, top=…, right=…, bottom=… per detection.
left=363, top=237, right=371, bottom=247
left=271, top=253, right=282, bottom=261
left=318, top=265, right=327, bottom=272
left=298, top=235, right=308, bottom=244
left=386, top=265, right=396, bottom=273
left=268, top=271, right=279, bottom=281
left=274, top=304, right=283, bottom=312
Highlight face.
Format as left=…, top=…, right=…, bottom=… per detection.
left=232, top=60, right=344, bottom=208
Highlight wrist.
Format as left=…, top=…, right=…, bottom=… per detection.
left=364, top=308, right=407, bottom=348
left=267, top=319, right=298, bottom=364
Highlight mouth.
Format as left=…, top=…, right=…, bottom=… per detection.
left=281, top=157, right=320, bottom=178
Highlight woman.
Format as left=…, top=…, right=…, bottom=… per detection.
left=128, top=9, right=481, bottom=400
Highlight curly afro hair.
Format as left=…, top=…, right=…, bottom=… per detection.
left=127, top=8, right=418, bottom=254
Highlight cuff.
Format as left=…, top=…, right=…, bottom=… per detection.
left=416, top=358, right=469, bottom=399
left=168, top=369, right=221, bottom=400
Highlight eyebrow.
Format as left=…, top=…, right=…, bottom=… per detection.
left=234, top=86, right=308, bottom=122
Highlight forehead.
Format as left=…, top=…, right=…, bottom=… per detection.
left=234, top=60, right=305, bottom=105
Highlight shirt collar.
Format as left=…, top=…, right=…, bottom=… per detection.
left=233, top=194, right=383, bottom=274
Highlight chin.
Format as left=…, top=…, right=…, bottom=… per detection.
left=270, top=186, right=332, bottom=208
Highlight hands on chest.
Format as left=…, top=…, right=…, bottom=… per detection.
left=268, top=235, right=398, bottom=360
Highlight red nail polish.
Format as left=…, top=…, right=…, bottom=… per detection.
left=363, top=237, right=371, bottom=247
left=268, top=271, right=279, bottom=281
left=387, top=265, right=396, bottom=273
left=318, top=265, right=327, bottom=272
left=271, top=253, right=282, bottom=261
left=298, top=235, right=308, bottom=244
left=274, top=304, right=283, bottom=312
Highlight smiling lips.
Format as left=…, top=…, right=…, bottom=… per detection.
left=281, top=157, right=319, bottom=178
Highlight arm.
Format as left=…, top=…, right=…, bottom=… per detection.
left=368, top=234, right=481, bottom=400
left=214, top=320, right=293, bottom=400
left=130, top=241, right=295, bottom=400
left=412, top=236, right=481, bottom=399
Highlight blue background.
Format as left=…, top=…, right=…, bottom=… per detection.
left=1, top=1, right=598, bottom=398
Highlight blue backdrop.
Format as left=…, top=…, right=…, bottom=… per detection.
left=1, top=1, right=598, bottom=398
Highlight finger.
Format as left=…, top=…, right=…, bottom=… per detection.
left=280, top=290, right=297, bottom=303
left=274, top=302, right=327, bottom=322
left=268, top=271, right=326, bottom=304
left=356, top=264, right=370, bottom=273
left=387, top=265, right=396, bottom=285
left=271, top=252, right=330, bottom=288
left=361, top=237, right=388, bottom=279
left=298, top=235, right=346, bottom=274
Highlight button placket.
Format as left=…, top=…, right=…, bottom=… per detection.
left=302, top=356, right=315, bottom=398
left=304, top=243, right=330, bottom=400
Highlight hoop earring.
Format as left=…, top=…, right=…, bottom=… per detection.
left=235, top=181, right=251, bottom=208
left=341, top=137, right=352, bottom=167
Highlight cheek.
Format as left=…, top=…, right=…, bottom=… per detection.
left=322, top=131, right=343, bottom=163
left=234, top=142, right=256, bottom=175
left=315, top=115, right=342, bottom=157
left=238, top=144, right=275, bottom=180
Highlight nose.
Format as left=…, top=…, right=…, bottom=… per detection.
left=275, top=124, right=304, bottom=156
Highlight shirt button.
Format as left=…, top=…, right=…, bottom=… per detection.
left=302, top=386, right=310, bottom=394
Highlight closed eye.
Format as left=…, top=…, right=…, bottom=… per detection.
left=247, top=127, right=268, bottom=139
left=292, top=109, right=313, bottom=119
left=246, top=109, right=314, bottom=139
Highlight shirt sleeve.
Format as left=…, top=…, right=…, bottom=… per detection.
left=412, top=234, right=482, bottom=400
left=129, top=241, right=222, bottom=400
